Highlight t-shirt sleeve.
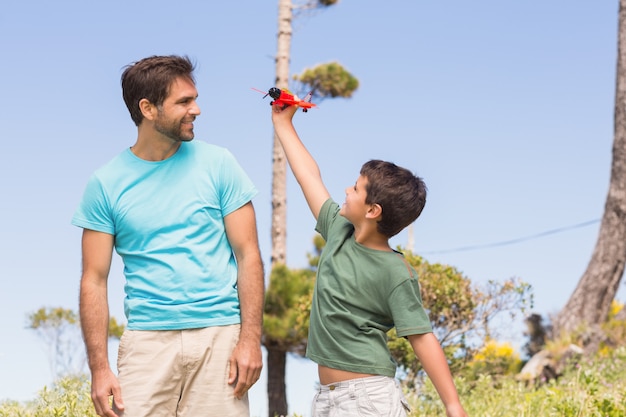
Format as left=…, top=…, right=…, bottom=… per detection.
left=71, top=174, right=115, bottom=235
left=389, top=278, right=433, bottom=337
left=314, top=198, right=337, bottom=240
left=218, top=150, right=258, bottom=216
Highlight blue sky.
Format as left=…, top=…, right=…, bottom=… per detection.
left=0, top=1, right=623, bottom=416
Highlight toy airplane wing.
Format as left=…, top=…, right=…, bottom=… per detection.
left=292, top=91, right=316, bottom=111
left=285, top=97, right=316, bottom=112
left=292, top=98, right=316, bottom=109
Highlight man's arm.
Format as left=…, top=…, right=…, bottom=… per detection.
left=271, top=103, right=330, bottom=220
left=408, top=333, right=468, bottom=417
left=79, top=229, right=124, bottom=417
left=224, top=201, right=265, bottom=399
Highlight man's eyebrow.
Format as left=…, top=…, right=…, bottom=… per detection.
left=176, top=94, right=198, bottom=102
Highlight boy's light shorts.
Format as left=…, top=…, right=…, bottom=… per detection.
left=114, top=324, right=249, bottom=417
left=311, top=375, right=411, bottom=417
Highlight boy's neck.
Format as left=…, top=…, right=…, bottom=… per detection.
left=353, top=225, right=392, bottom=252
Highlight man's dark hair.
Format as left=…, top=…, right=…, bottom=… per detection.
left=360, top=159, right=427, bottom=237
left=121, top=55, right=196, bottom=126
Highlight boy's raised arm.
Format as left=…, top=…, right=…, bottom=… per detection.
left=271, top=103, right=330, bottom=220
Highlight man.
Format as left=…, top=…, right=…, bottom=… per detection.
left=72, top=55, right=264, bottom=417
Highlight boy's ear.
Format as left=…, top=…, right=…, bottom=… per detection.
left=366, top=203, right=383, bottom=220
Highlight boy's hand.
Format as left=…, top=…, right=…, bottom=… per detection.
left=271, top=102, right=298, bottom=125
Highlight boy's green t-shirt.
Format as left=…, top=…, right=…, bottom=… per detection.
left=306, top=199, right=433, bottom=377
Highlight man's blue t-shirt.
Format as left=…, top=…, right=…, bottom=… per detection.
left=72, top=141, right=257, bottom=330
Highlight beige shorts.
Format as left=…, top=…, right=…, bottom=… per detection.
left=115, top=324, right=249, bottom=417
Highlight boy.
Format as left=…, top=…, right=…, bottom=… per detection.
left=271, top=102, right=468, bottom=417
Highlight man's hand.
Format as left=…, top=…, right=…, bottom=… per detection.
left=90, top=368, right=124, bottom=417
left=228, top=338, right=263, bottom=399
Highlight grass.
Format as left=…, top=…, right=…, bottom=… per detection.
left=2, top=348, right=625, bottom=417
left=408, top=346, right=626, bottom=416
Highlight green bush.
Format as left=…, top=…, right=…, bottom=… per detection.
left=406, top=347, right=626, bottom=416
left=0, top=375, right=96, bottom=417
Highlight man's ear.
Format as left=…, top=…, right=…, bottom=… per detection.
left=139, top=98, right=156, bottom=121
left=366, top=203, right=383, bottom=220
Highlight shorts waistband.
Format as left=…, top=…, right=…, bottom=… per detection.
left=318, top=375, right=392, bottom=392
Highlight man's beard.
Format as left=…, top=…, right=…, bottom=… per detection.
left=154, top=112, right=194, bottom=142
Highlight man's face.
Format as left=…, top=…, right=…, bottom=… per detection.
left=154, top=76, right=200, bottom=142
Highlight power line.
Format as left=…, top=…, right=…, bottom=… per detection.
left=419, top=218, right=601, bottom=255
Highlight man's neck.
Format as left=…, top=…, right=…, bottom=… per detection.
left=131, top=131, right=183, bottom=161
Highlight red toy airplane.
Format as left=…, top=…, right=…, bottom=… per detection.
left=252, top=87, right=317, bottom=112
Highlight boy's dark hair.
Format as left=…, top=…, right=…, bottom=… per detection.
left=360, top=159, right=427, bottom=237
left=121, top=55, right=196, bottom=126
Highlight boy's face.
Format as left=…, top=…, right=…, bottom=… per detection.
left=340, top=175, right=370, bottom=222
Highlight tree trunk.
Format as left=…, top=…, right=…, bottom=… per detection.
left=266, top=1, right=293, bottom=415
left=553, top=0, right=626, bottom=337
left=267, top=346, right=288, bottom=417
left=270, top=0, right=293, bottom=267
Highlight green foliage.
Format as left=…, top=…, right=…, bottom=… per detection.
left=28, top=307, right=125, bottom=341
left=27, top=307, right=84, bottom=378
left=600, top=300, right=626, bottom=355
left=305, top=233, right=325, bottom=269
left=387, top=328, right=416, bottom=371
left=544, top=300, right=626, bottom=362
left=408, top=347, right=626, bottom=416
left=263, top=236, right=321, bottom=353
left=294, top=0, right=339, bottom=10
left=4, top=348, right=626, bottom=417
left=108, top=316, right=125, bottom=340
left=28, top=307, right=78, bottom=329
left=0, top=375, right=97, bottom=417
left=293, top=62, right=358, bottom=100
left=27, top=307, right=125, bottom=378
left=388, top=250, right=532, bottom=379
left=317, top=0, right=338, bottom=6
left=263, top=263, right=315, bottom=352
left=403, top=252, right=477, bottom=341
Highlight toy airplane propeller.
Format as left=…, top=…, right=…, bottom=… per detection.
left=252, top=87, right=317, bottom=112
